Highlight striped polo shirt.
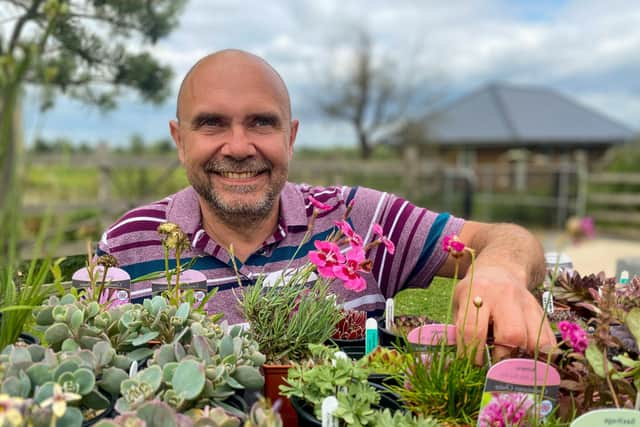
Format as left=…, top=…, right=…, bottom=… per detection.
left=97, top=183, right=464, bottom=324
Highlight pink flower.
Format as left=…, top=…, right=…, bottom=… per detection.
left=309, top=241, right=345, bottom=279
left=335, top=220, right=363, bottom=246
left=478, top=392, right=534, bottom=427
left=557, top=321, right=588, bottom=354
left=308, top=195, right=332, bottom=212
left=580, top=217, right=596, bottom=239
left=333, top=246, right=367, bottom=292
left=372, top=224, right=395, bottom=255
left=442, top=234, right=466, bottom=258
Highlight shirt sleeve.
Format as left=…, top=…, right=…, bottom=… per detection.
left=348, top=187, right=464, bottom=298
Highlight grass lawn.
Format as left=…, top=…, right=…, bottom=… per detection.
left=394, top=276, right=454, bottom=323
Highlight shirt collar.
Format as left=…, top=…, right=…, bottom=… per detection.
left=166, top=183, right=309, bottom=237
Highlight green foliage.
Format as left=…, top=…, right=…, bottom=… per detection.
left=237, top=266, right=343, bottom=364
left=387, top=344, right=487, bottom=425
left=0, top=343, right=126, bottom=414
left=2, top=0, right=186, bottom=111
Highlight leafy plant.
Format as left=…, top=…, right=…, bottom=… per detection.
left=387, top=343, right=487, bottom=425
left=237, top=269, right=342, bottom=364
left=281, top=344, right=436, bottom=426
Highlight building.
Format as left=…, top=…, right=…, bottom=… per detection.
left=412, top=82, right=635, bottom=169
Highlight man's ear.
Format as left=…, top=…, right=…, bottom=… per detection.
left=288, top=119, right=299, bottom=160
left=169, top=120, right=185, bottom=163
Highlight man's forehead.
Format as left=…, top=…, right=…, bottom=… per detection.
left=177, top=51, right=290, bottom=120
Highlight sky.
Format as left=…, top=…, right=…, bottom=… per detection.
left=21, top=0, right=640, bottom=149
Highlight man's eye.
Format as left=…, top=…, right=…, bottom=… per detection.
left=252, top=116, right=278, bottom=127
left=199, top=118, right=224, bottom=127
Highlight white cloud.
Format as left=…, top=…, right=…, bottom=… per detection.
left=24, top=0, right=640, bottom=147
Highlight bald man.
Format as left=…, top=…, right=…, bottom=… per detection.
left=99, top=50, right=556, bottom=360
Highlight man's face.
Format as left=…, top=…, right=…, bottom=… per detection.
left=170, top=55, right=298, bottom=224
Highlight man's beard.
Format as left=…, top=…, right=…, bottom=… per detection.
left=189, top=158, right=287, bottom=226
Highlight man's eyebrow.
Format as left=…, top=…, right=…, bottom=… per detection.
left=190, top=112, right=227, bottom=129
left=246, top=112, right=282, bottom=123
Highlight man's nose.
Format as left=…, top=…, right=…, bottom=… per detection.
left=220, top=124, right=257, bottom=158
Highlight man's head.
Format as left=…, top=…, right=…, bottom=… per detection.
left=169, top=49, right=298, bottom=226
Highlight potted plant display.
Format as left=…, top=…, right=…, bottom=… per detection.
left=236, top=199, right=396, bottom=426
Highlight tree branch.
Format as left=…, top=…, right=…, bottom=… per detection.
left=7, top=0, right=44, bottom=55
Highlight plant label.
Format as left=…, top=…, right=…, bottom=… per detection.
left=151, top=269, right=208, bottom=305
left=407, top=324, right=457, bottom=347
left=542, top=291, right=554, bottom=314
left=321, top=396, right=339, bottom=427
left=384, top=298, right=394, bottom=330
left=570, top=408, right=640, bottom=426
left=71, top=266, right=131, bottom=306
left=478, top=358, right=561, bottom=426
left=365, top=318, right=378, bottom=355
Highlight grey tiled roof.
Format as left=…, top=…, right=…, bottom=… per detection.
left=423, top=83, right=635, bottom=146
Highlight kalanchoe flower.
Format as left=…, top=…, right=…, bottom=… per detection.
left=308, top=195, right=332, bottom=212
left=478, top=392, right=534, bottom=427
left=40, top=384, right=81, bottom=418
left=372, top=223, right=395, bottom=255
left=442, top=234, right=466, bottom=258
left=558, top=320, right=588, bottom=354
left=309, top=241, right=345, bottom=279
left=335, top=220, right=363, bottom=246
left=0, top=394, right=25, bottom=426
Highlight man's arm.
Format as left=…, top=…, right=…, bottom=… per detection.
left=437, top=221, right=555, bottom=361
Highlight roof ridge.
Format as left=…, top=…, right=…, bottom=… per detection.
left=490, top=84, right=520, bottom=141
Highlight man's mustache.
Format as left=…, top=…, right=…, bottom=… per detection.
left=204, top=158, right=271, bottom=173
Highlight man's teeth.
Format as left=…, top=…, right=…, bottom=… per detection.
left=220, top=171, right=259, bottom=179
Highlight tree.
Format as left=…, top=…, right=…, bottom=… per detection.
left=0, top=0, right=186, bottom=256
left=316, top=28, right=438, bottom=159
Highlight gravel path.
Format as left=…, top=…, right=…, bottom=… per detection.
left=535, top=231, right=640, bottom=279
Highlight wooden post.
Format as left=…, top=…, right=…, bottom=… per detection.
left=556, top=155, right=570, bottom=229
left=403, top=145, right=419, bottom=200
left=97, top=143, right=112, bottom=229
left=575, top=150, right=588, bottom=217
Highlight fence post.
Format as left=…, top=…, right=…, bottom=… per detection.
left=97, top=143, right=112, bottom=228
left=555, top=156, right=570, bottom=229
left=403, top=145, right=419, bottom=200
left=575, top=150, right=588, bottom=217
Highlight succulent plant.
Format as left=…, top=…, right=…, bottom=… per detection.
left=115, top=322, right=265, bottom=413
left=552, top=270, right=612, bottom=306
left=0, top=343, right=128, bottom=422
left=332, top=308, right=366, bottom=340
left=114, top=365, right=163, bottom=413
left=387, top=315, right=436, bottom=336
left=244, top=397, right=283, bottom=427
left=34, top=294, right=113, bottom=352
left=97, top=399, right=249, bottom=427
left=360, top=347, right=408, bottom=376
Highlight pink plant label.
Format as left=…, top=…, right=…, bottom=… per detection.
left=151, top=269, right=208, bottom=305
left=570, top=408, right=640, bottom=426
left=477, top=358, right=561, bottom=427
left=72, top=266, right=131, bottom=307
left=407, top=324, right=457, bottom=346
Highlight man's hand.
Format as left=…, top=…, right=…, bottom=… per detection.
left=452, top=264, right=556, bottom=363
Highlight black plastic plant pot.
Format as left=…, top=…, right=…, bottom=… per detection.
left=328, top=336, right=366, bottom=349
left=19, top=332, right=40, bottom=345
left=82, top=390, right=117, bottom=427
left=337, top=345, right=365, bottom=360
left=290, top=382, right=404, bottom=426
left=377, top=319, right=434, bottom=353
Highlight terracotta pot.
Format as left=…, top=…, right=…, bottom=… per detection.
left=262, top=364, right=297, bottom=427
